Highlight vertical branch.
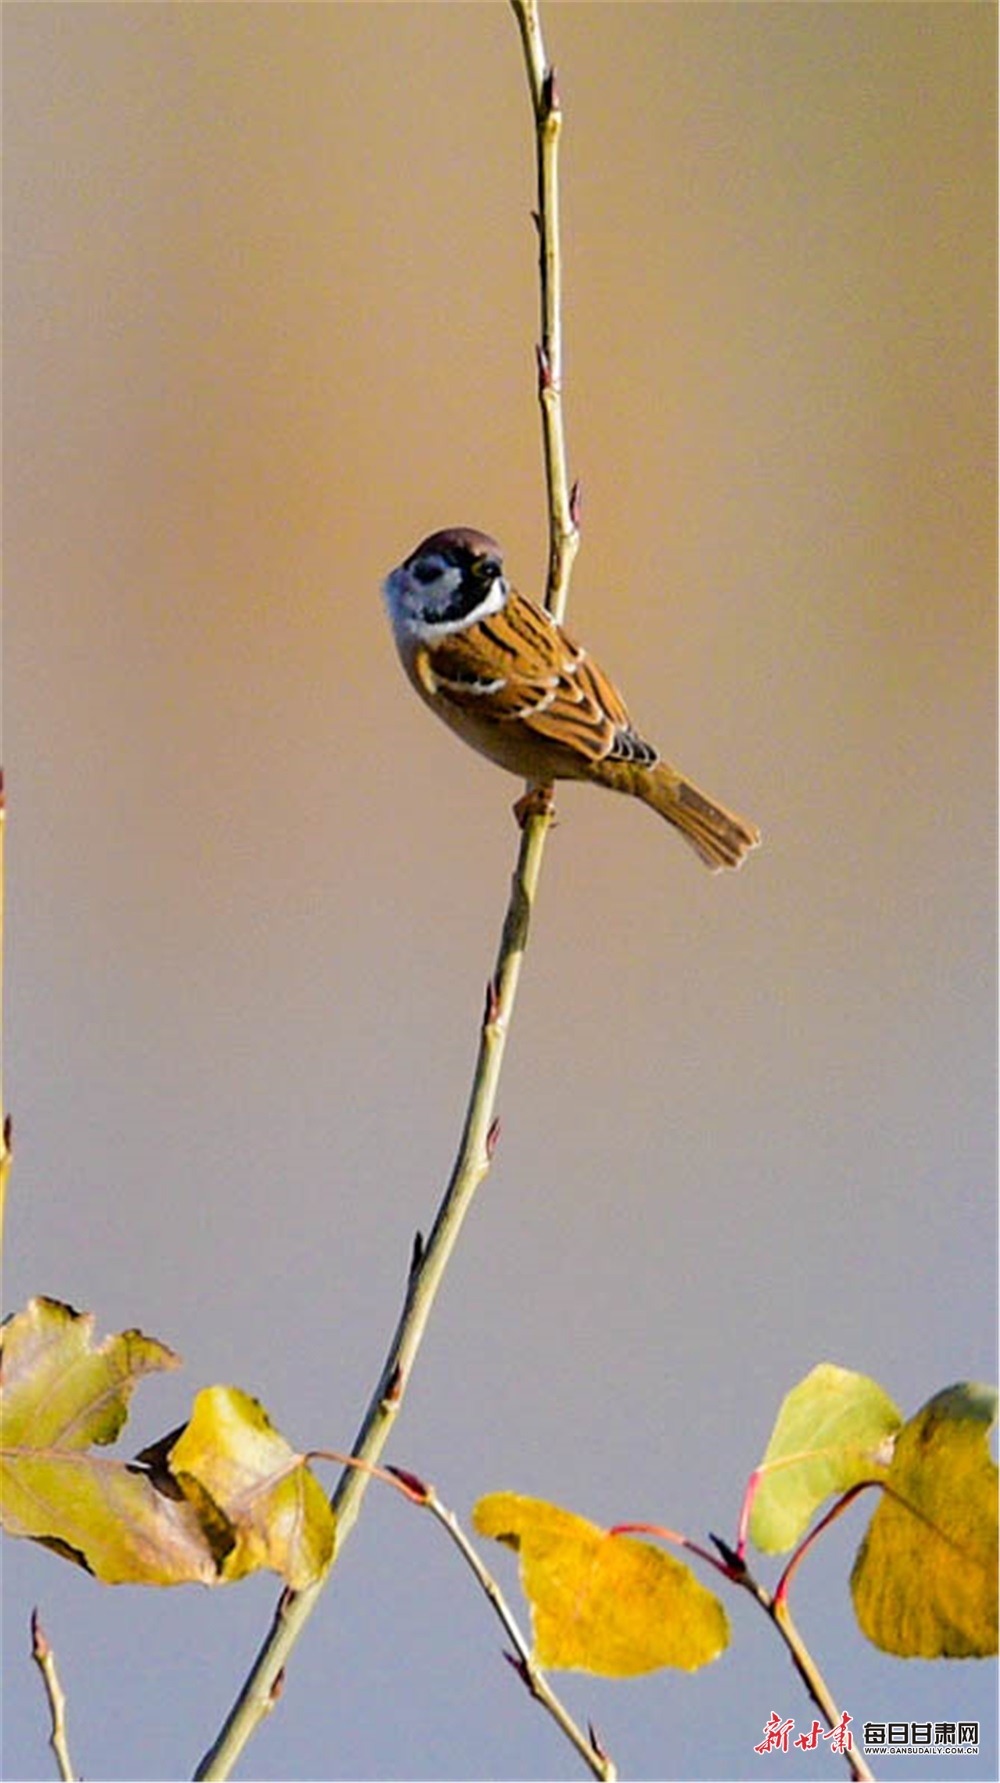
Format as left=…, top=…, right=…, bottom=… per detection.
left=0, top=772, right=9, bottom=1305
left=194, top=6, right=574, bottom=1777
left=196, top=805, right=553, bottom=1783
left=512, top=0, right=579, bottom=619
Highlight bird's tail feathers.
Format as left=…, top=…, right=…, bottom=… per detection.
left=640, top=763, right=761, bottom=871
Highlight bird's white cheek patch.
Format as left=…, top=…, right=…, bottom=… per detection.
left=410, top=578, right=508, bottom=639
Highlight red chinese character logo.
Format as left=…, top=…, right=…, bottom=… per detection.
left=826, top=1712, right=854, bottom=1754
left=755, top=1710, right=853, bottom=1757
left=793, top=1720, right=824, bottom=1751
left=755, top=1712, right=795, bottom=1755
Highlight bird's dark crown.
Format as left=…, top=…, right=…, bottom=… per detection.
left=407, top=527, right=503, bottom=570
left=395, top=528, right=508, bottom=627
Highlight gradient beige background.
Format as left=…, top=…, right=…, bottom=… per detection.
left=4, top=4, right=996, bottom=1779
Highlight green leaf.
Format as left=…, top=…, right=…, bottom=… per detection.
left=749, top=1363, right=901, bottom=1553
left=162, top=1386, right=335, bottom=1589
left=851, top=1382, right=998, bottom=1658
left=474, top=1492, right=729, bottom=1675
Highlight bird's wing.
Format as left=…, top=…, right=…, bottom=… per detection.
left=417, top=593, right=658, bottom=769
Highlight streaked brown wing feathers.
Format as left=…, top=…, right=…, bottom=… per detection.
left=424, top=594, right=657, bottom=769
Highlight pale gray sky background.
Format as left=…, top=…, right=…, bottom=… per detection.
left=4, top=4, right=996, bottom=1780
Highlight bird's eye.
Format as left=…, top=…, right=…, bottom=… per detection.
left=412, top=556, right=444, bottom=586
left=476, top=557, right=503, bottom=583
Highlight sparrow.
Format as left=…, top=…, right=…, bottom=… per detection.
left=382, top=527, right=760, bottom=870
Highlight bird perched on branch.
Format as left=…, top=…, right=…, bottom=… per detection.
left=382, top=527, right=760, bottom=871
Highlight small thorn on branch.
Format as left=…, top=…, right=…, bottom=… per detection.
left=709, top=1532, right=745, bottom=1576
left=570, top=478, right=583, bottom=527
left=535, top=342, right=554, bottom=392
left=484, top=976, right=501, bottom=1026
left=589, top=1721, right=610, bottom=1763
left=486, top=1117, right=502, bottom=1160
left=543, top=66, right=560, bottom=113
left=503, top=1648, right=531, bottom=1686
left=530, top=209, right=541, bottom=237
left=409, top=1230, right=425, bottom=1276
left=268, top=1667, right=286, bottom=1707
left=383, top=1362, right=404, bottom=1406
left=386, top=1464, right=431, bottom=1503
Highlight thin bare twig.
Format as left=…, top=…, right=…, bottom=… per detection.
left=512, top=0, right=579, bottom=614
left=31, top=1611, right=77, bottom=1783
left=421, top=1484, right=616, bottom=1781
left=766, top=1593, right=875, bottom=1783
left=614, top=1520, right=874, bottom=1783
left=298, top=1454, right=616, bottom=1779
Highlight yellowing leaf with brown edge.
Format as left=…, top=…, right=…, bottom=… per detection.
left=0, top=1297, right=226, bottom=1583
left=1, top=1302, right=333, bottom=1590
left=161, top=1386, right=335, bottom=1590
left=1, top=1296, right=180, bottom=1450
left=750, top=1363, right=901, bottom=1554
left=1, top=1448, right=233, bottom=1583
left=851, top=1382, right=998, bottom=1658
left=474, top=1492, right=728, bottom=1676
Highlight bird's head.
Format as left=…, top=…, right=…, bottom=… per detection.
left=383, top=528, right=509, bottom=639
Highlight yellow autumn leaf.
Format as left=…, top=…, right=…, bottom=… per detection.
left=851, top=1382, right=998, bottom=1658
left=474, top=1492, right=728, bottom=1675
left=163, top=1386, right=334, bottom=1590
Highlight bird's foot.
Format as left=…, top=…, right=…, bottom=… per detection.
left=513, top=784, right=556, bottom=829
